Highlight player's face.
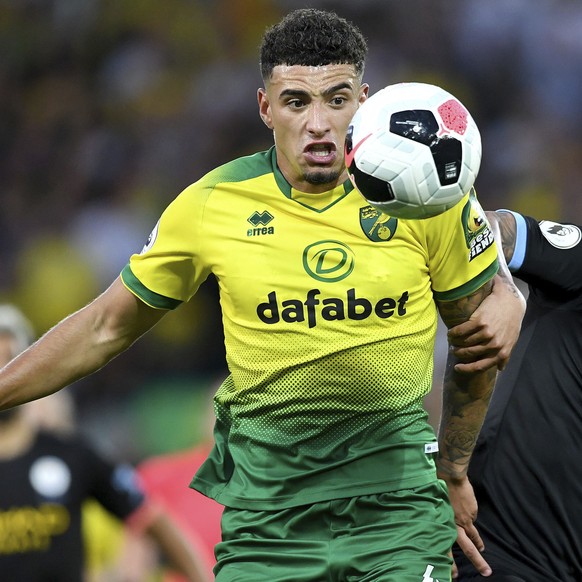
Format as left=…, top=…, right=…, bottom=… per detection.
left=258, top=64, right=368, bottom=194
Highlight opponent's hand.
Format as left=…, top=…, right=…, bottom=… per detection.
left=448, top=275, right=525, bottom=373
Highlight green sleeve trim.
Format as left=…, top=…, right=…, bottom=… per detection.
left=199, top=148, right=274, bottom=189
left=120, top=265, right=182, bottom=310
left=433, top=258, right=499, bottom=302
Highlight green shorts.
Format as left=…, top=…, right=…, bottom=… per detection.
left=215, top=480, right=455, bottom=582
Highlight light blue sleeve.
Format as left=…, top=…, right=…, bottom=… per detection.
left=497, top=209, right=527, bottom=272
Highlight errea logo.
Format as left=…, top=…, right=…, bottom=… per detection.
left=247, top=210, right=275, bottom=237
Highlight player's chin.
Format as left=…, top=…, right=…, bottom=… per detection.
left=304, top=168, right=342, bottom=186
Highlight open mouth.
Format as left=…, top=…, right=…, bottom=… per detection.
left=305, top=143, right=336, bottom=163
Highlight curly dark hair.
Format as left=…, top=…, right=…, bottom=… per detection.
left=260, top=8, right=368, bottom=82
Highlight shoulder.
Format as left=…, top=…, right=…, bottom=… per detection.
left=34, top=430, right=109, bottom=465
left=196, top=147, right=275, bottom=190
left=167, top=148, right=276, bottom=214
left=35, top=429, right=78, bottom=451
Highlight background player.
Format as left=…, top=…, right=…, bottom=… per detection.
left=0, top=304, right=210, bottom=582
left=449, top=209, right=582, bottom=581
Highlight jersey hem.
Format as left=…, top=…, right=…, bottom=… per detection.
left=190, top=470, right=439, bottom=510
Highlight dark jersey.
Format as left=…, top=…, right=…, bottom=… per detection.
left=455, top=212, right=582, bottom=581
left=0, top=430, right=145, bottom=582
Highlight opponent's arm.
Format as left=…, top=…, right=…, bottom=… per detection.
left=142, top=512, right=212, bottom=582
left=0, top=277, right=167, bottom=410
left=436, top=281, right=498, bottom=578
left=447, top=211, right=525, bottom=373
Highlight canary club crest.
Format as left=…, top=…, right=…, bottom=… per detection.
left=461, top=190, right=494, bottom=261
left=359, top=206, right=398, bottom=242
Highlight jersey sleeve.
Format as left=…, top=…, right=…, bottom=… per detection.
left=501, top=210, right=582, bottom=297
left=80, top=438, right=147, bottom=522
left=424, top=189, right=499, bottom=301
left=121, top=182, right=213, bottom=309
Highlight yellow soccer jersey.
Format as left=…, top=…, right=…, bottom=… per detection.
left=121, top=147, right=498, bottom=509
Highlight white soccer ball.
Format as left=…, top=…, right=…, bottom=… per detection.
left=345, top=82, right=482, bottom=219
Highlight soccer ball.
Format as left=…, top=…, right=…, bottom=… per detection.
left=345, top=82, right=482, bottom=219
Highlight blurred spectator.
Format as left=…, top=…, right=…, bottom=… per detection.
left=0, top=304, right=211, bottom=582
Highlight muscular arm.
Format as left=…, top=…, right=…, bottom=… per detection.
left=447, top=211, right=525, bottom=373
left=0, top=278, right=167, bottom=409
left=437, top=280, right=497, bottom=479
left=436, top=280, right=498, bottom=577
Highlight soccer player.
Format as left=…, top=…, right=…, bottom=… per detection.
left=0, top=9, right=524, bottom=581
left=0, top=304, right=210, bottom=582
left=449, top=210, right=582, bottom=581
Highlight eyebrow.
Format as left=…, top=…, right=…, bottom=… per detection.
left=279, top=82, right=353, bottom=99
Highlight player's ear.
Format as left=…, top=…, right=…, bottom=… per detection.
left=258, top=88, right=274, bottom=130
left=359, top=83, right=369, bottom=105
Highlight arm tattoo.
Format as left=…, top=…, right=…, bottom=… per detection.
left=439, top=360, right=496, bottom=474
left=436, top=280, right=493, bottom=329
left=435, top=253, right=499, bottom=478
left=489, top=210, right=523, bottom=301
left=496, top=210, right=517, bottom=265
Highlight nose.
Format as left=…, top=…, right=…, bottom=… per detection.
left=306, top=102, right=330, bottom=136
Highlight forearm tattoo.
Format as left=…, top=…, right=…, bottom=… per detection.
left=439, top=360, right=497, bottom=476
left=496, top=210, right=517, bottom=265
left=437, top=280, right=493, bottom=329
left=436, top=276, right=497, bottom=477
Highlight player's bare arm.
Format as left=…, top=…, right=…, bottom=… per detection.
left=437, top=281, right=497, bottom=482
left=0, top=278, right=166, bottom=410
left=436, top=281, right=498, bottom=578
left=448, top=210, right=525, bottom=373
